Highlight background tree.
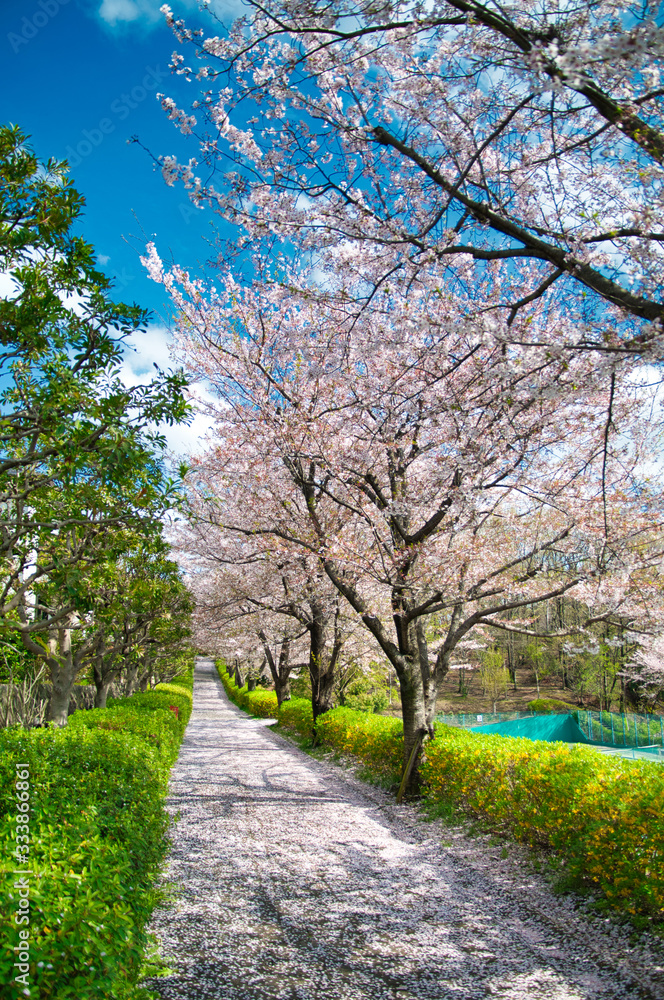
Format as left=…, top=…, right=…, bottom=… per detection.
left=175, top=479, right=364, bottom=720
left=479, top=646, right=508, bottom=713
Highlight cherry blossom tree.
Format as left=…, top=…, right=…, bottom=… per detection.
left=144, top=1, right=664, bottom=784
left=147, top=251, right=663, bottom=786
left=175, top=458, right=367, bottom=719
left=157, top=0, right=664, bottom=356
left=621, top=632, right=664, bottom=711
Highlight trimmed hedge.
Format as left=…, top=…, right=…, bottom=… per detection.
left=0, top=671, right=193, bottom=1000
left=216, top=664, right=279, bottom=718
left=421, top=725, right=664, bottom=919
left=277, top=698, right=314, bottom=737
left=315, top=707, right=403, bottom=784
left=216, top=661, right=315, bottom=736
left=217, top=663, right=664, bottom=923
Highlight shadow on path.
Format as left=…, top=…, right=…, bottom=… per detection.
left=144, top=658, right=662, bottom=1000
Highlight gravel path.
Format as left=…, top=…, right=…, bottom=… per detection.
left=144, top=658, right=664, bottom=1000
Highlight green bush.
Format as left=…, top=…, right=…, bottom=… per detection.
left=527, top=697, right=577, bottom=714
left=278, top=699, right=314, bottom=738
left=315, top=707, right=402, bottom=782
left=343, top=675, right=389, bottom=714
left=216, top=662, right=279, bottom=718
left=421, top=725, right=664, bottom=921
left=0, top=671, right=193, bottom=999
left=289, top=672, right=311, bottom=700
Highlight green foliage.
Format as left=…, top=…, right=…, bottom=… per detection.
left=421, top=726, right=664, bottom=921
left=480, top=646, right=509, bottom=705
left=528, top=698, right=577, bottom=714
left=315, top=707, right=402, bottom=783
left=343, top=672, right=389, bottom=714
left=278, top=699, right=314, bottom=738
left=0, top=674, right=192, bottom=999
left=216, top=662, right=278, bottom=718
left=0, top=123, right=190, bottom=653
left=289, top=671, right=311, bottom=700
left=0, top=643, right=38, bottom=683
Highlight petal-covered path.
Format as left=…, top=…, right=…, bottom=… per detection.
left=145, top=658, right=663, bottom=1000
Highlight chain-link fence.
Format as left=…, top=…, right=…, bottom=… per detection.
left=435, top=708, right=664, bottom=749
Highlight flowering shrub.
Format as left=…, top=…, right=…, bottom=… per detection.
left=0, top=671, right=193, bottom=999
left=421, top=726, right=664, bottom=920
left=315, top=707, right=402, bottom=783
left=216, top=662, right=279, bottom=718
left=278, top=699, right=314, bottom=738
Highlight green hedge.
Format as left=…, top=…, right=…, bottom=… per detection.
left=527, top=697, right=578, bottom=715
left=0, top=670, right=193, bottom=999
left=421, top=725, right=664, bottom=920
left=216, top=661, right=313, bottom=735
left=315, top=707, right=403, bottom=783
left=277, top=698, right=314, bottom=737
left=216, top=663, right=279, bottom=718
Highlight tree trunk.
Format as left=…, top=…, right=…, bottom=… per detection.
left=397, top=668, right=429, bottom=795
left=393, top=622, right=444, bottom=796
left=92, top=644, right=117, bottom=709
left=94, top=679, right=113, bottom=709
left=46, top=627, right=76, bottom=726
left=507, top=643, right=517, bottom=690
left=308, top=616, right=336, bottom=724
left=18, top=611, right=95, bottom=726
left=259, top=632, right=292, bottom=708
left=125, top=661, right=139, bottom=696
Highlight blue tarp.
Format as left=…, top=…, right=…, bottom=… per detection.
left=469, top=713, right=590, bottom=744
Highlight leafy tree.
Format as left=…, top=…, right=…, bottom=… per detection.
left=480, top=646, right=508, bottom=712
left=0, top=124, right=191, bottom=721
left=85, top=530, right=193, bottom=708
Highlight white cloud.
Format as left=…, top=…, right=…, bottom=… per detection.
left=121, top=323, right=216, bottom=456
left=122, top=323, right=175, bottom=377
left=0, top=271, right=20, bottom=300
left=97, top=0, right=243, bottom=29
left=99, top=0, right=142, bottom=26
left=98, top=254, right=111, bottom=265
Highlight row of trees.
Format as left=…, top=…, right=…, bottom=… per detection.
left=151, top=1, right=664, bottom=788
left=488, top=605, right=664, bottom=713
left=0, top=125, right=193, bottom=724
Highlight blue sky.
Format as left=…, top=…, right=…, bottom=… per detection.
left=2, top=0, right=239, bottom=449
